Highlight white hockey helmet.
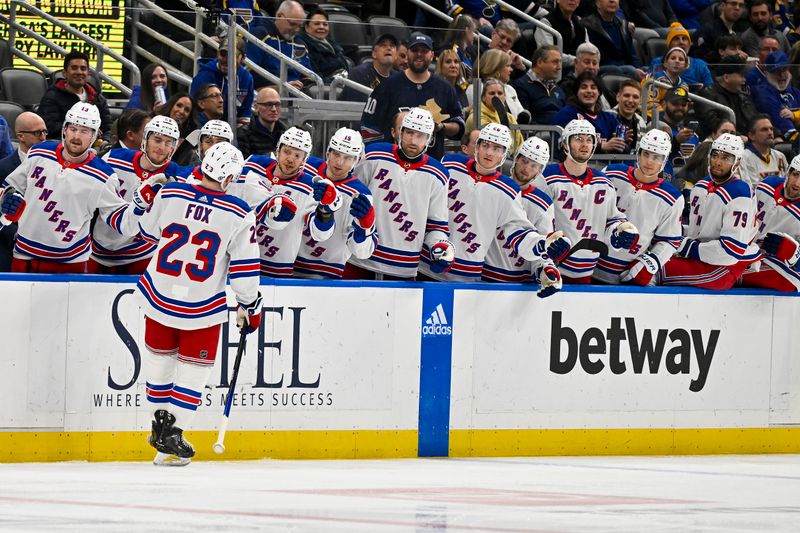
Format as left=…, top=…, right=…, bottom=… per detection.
left=277, top=126, right=313, bottom=161
left=710, top=133, right=744, bottom=166
left=789, top=154, right=800, bottom=173
left=64, top=102, right=101, bottom=136
left=200, top=119, right=234, bottom=142
left=328, top=127, right=363, bottom=158
left=560, top=119, right=598, bottom=162
left=201, top=142, right=244, bottom=190
left=401, top=107, right=435, bottom=139
left=636, top=129, right=671, bottom=173
left=516, top=136, right=550, bottom=166
left=478, top=123, right=513, bottom=150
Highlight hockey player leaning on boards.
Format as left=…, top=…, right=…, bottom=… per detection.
left=483, top=136, right=557, bottom=284
left=594, top=129, right=685, bottom=286
left=534, top=119, right=640, bottom=283
left=419, top=123, right=569, bottom=298
left=347, top=107, right=454, bottom=280
left=138, top=142, right=262, bottom=466
left=660, top=133, right=761, bottom=290
left=0, top=102, right=163, bottom=273
left=296, top=127, right=378, bottom=279
left=739, top=154, right=800, bottom=292
left=91, top=115, right=195, bottom=275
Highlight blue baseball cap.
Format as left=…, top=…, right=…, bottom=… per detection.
left=765, top=51, right=790, bottom=72
left=407, top=32, right=433, bottom=51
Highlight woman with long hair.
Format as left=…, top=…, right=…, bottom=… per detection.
left=437, top=47, right=470, bottom=113
left=126, top=63, right=169, bottom=113
left=441, top=14, right=477, bottom=81
left=465, top=78, right=524, bottom=152
left=466, top=49, right=525, bottom=120
left=155, top=92, right=198, bottom=166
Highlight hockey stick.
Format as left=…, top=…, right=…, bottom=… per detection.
left=213, top=329, right=247, bottom=454
left=560, top=238, right=609, bottom=262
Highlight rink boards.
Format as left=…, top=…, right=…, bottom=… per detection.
left=0, top=275, right=799, bottom=462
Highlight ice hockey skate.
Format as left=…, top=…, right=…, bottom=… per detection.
left=148, top=409, right=194, bottom=466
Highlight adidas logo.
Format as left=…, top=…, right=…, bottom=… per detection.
left=422, top=304, right=452, bottom=336
left=199, top=195, right=210, bottom=203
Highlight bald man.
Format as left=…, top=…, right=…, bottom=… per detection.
left=0, top=112, right=47, bottom=184
left=236, top=86, right=287, bottom=157
left=248, top=0, right=313, bottom=89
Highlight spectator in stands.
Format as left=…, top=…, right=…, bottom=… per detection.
left=625, top=0, right=677, bottom=29
left=248, top=0, right=312, bottom=90
left=460, top=128, right=480, bottom=156
left=535, top=0, right=589, bottom=71
left=447, top=0, right=504, bottom=27
left=190, top=37, right=253, bottom=124
left=553, top=71, right=626, bottom=152
left=649, top=23, right=714, bottom=90
left=0, top=112, right=47, bottom=271
left=488, top=19, right=527, bottom=79
left=340, top=33, right=398, bottom=103
left=609, top=78, right=646, bottom=150
left=746, top=36, right=783, bottom=91
left=559, top=42, right=612, bottom=110
left=395, top=42, right=408, bottom=71
left=511, top=45, right=566, bottom=125
left=739, top=114, right=788, bottom=187
left=642, top=47, right=689, bottom=116
left=751, top=51, right=800, bottom=143
left=465, top=78, right=524, bottom=152
left=705, top=35, right=749, bottom=76
left=467, top=49, right=526, bottom=121
left=0, top=115, right=11, bottom=159
left=299, top=8, right=349, bottom=84
left=360, top=32, right=464, bottom=160
left=38, top=50, right=112, bottom=141
left=111, top=109, right=150, bottom=151
left=741, top=0, right=791, bottom=57
left=580, top=0, right=644, bottom=80
left=237, top=86, right=287, bottom=158
left=653, top=86, right=700, bottom=172
left=155, top=92, right=197, bottom=166
left=125, top=63, right=169, bottom=113
left=698, top=56, right=758, bottom=135
left=677, top=117, right=736, bottom=184
left=437, top=47, right=470, bottom=112
left=193, top=83, right=225, bottom=128
left=671, top=0, right=711, bottom=30
left=441, top=14, right=477, bottom=81
left=692, top=0, right=746, bottom=62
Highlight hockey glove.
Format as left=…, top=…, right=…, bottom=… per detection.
left=0, top=187, right=26, bottom=223
left=536, top=264, right=562, bottom=299
left=763, top=232, right=800, bottom=266
left=312, top=176, right=342, bottom=213
left=544, top=231, right=571, bottom=263
left=265, top=194, right=297, bottom=223
left=350, top=193, right=375, bottom=230
left=676, top=238, right=701, bottom=260
left=236, top=292, right=263, bottom=335
left=610, top=221, right=639, bottom=250
left=429, top=239, right=455, bottom=274
left=132, top=173, right=170, bottom=214
left=620, top=253, right=660, bottom=286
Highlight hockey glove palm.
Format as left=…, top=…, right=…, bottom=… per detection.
left=312, top=176, right=342, bottom=213
left=610, top=221, right=639, bottom=250
left=0, top=187, right=26, bottom=223
left=763, top=232, right=800, bottom=265
left=620, top=253, right=660, bottom=286
left=536, top=264, right=562, bottom=298
left=429, top=240, right=455, bottom=273
left=236, top=293, right=263, bottom=335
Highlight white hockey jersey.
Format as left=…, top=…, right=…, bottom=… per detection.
left=753, top=176, right=800, bottom=289
left=294, top=157, right=378, bottom=279
left=483, top=184, right=554, bottom=282
left=594, top=164, right=684, bottom=283
left=349, top=142, right=450, bottom=278
left=534, top=163, right=628, bottom=279
left=92, top=149, right=194, bottom=266
left=685, top=176, right=761, bottom=266
left=418, top=154, right=548, bottom=282
left=136, top=181, right=260, bottom=329
left=241, top=155, right=334, bottom=277
left=4, top=141, right=142, bottom=263
left=738, top=144, right=787, bottom=189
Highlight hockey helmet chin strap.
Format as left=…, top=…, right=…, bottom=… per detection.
left=397, top=126, right=432, bottom=161
left=563, top=134, right=596, bottom=166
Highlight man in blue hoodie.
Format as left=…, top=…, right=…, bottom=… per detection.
left=190, top=36, right=254, bottom=125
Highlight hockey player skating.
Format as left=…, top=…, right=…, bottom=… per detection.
left=137, top=142, right=262, bottom=466
left=483, top=136, right=557, bottom=283
left=740, top=154, right=800, bottom=291
left=91, top=115, right=193, bottom=274
left=296, top=127, right=378, bottom=279
left=0, top=102, right=162, bottom=273
left=534, top=119, right=639, bottom=283
left=348, top=107, right=453, bottom=279
left=420, top=123, right=568, bottom=297
left=661, top=133, right=761, bottom=289
left=241, top=127, right=339, bottom=277
left=594, top=129, right=684, bottom=285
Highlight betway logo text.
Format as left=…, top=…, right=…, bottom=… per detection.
left=549, top=311, right=719, bottom=392
left=422, top=304, right=452, bottom=336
